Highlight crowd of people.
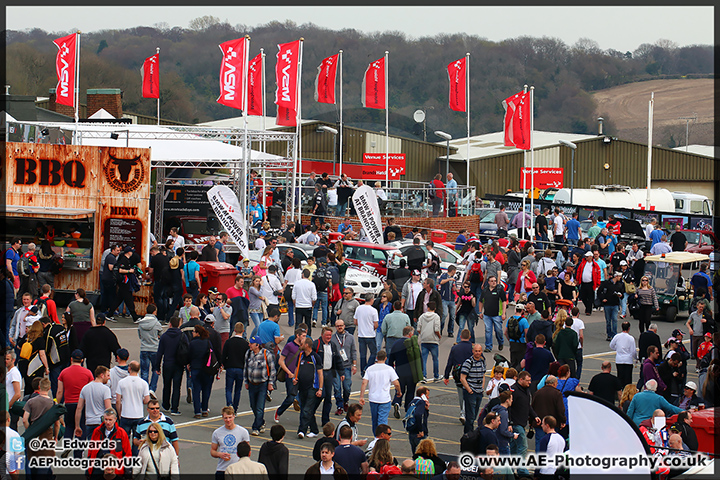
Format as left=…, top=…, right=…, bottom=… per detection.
left=3, top=201, right=719, bottom=479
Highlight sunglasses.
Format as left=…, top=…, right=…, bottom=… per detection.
left=148, top=430, right=159, bottom=434
left=148, top=407, right=160, bottom=410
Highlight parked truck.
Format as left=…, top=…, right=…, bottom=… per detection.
left=553, top=185, right=713, bottom=215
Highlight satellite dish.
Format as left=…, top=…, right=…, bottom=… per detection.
left=413, top=109, right=425, bottom=123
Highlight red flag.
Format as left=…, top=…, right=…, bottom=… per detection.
left=275, top=40, right=300, bottom=110
left=247, top=53, right=263, bottom=116
left=276, top=105, right=296, bottom=126
left=315, top=54, right=338, bottom=104
left=447, top=57, right=466, bottom=112
left=53, top=33, right=77, bottom=107
left=502, top=90, right=531, bottom=150
left=362, top=56, right=386, bottom=109
left=141, top=53, right=159, bottom=99
left=217, top=38, right=247, bottom=110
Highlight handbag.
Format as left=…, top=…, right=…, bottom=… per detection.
left=330, top=283, right=342, bottom=303
left=276, top=348, right=301, bottom=383
left=148, top=447, right=170, bottom=480
left=523, top=275, right=533, bottom=292
left=624, top=281, right=636, bottom=294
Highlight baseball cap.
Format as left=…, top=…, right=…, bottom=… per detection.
left=705, top=332, right=712, bottom=338
left=116, top=348, right=130, bottom=360
left=584, top=251, right=593, bottom=257
left=242, top=258, right=250, bottom=263
left=207, top=287, right=219, bottom=295
left=515, top=303, right=526, bottom=311
left=71, top=349, right=85, bottom=361
left=672, top=329, right=685, bottom=337
left=411, top=269, right=421, bottom=276
left=614, top=271, right=622, bottom=277
left=684, top=381, right=697, bottom=391
left=619, top=260, right=628, bottom=266
left=498, top=383, right=514, bottom=394
left=259, top=230, right=267, bottom=236
left=249, top=335, right=263, bottom=344
left=123, top=246, right=134, bottom=253
left=204, top=314, right=215, bottom=324
left=666, top=337, right=678, bottom=344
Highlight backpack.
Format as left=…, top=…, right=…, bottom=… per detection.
left=175, top=333, right=190, bottom=366
left=428, top=252, right=441, bottom=274
left=203, top=342, right=221, bottom=377
left=469, top=261, right=484, bottom=284
left=18, top=256, right=31, bottom=278
left=507, top=315, right=523, bottom=341
left=313, top=264, right=329, bottom=292
left=50, top=256, right=64, bottom=275
left=32, top=297, right=48, bottom=318
left=460, top=428, right=483, bottom=455
left=428, top=182, right=436, bottom=200
left=698, top=346, right=717, bottom=371
left=403, top=398, right=420, bottom=432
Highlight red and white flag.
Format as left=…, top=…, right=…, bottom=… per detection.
left=53, top=33, right=77, bottom=107
left=246, top=53, right=263, bottom=116
left=315, top=54, right=338, bottom=104
left=141, top=53, right=159, bottom=99
left=276, top=105, right=296, bottom=127
left=361, top=56, right=386, bottom=109
left=447, top=57, right=466, bottom=112
left=217, top=38, right=247, bottom=110
left=275, top=40, right=300, bottom=110
left=502, top=90, right=531, bottom=150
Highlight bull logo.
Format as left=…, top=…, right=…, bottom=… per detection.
left=104, top=154, right=145, bottom=193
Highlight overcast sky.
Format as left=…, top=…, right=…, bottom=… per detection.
left=6, top=5, right=714, bottom=52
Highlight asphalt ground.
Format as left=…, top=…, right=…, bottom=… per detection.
left=93, top=306, right=700, bottom=475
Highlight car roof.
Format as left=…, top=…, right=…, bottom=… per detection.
left=342, top=240, right=398, bottom=250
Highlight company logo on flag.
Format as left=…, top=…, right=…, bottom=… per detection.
left=361, top=57, right=386, bottom=110
left=447, top=58, right=466, bottom=112
left=217, top=38, right=247, bottom=110
left=502, top=90, right=531, bottom=150
left=207, top=186, right=250, bottom=260
left=53, top=33, right=77, bottom=107
left=141, top=53, right=159, bottom=99
left=275, top=40, right=300, bottom=109
left=276, top=105, right=296, bottom=127
left=315, top=54, right=338, bottom=104
left=247, top=53, right=263, bottom=116
left=352, top=185, right=384, bottom=244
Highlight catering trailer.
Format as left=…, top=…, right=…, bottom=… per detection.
left=5, top=142, right=152, bottom=310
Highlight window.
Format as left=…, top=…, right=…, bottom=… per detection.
left=702, top=234, right=713, bottom=246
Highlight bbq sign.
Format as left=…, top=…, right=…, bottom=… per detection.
left=13, top=157, right=85, bottom=188
left=104, top=154, right=145, bottom=193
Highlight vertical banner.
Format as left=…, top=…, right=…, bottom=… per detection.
left=352, top=185, right=384, bottom=244
left=53, top=33, right=77, bottom=107
left=275, top=40, right=301, bottom=110
left=206, top=186, right=250, bottom=260
left=247, top=53, right=263, bottom=116
left=217, top=38, right=247, bottom=110
left=141, top=53, right=159, bottom=98
left=502, top=90, right=531, bottom=150
left=361, top=56, right=386, bottom=109
left=315, top=53, right=339, bottom=104
left=447, top=57, right=466, bottom=112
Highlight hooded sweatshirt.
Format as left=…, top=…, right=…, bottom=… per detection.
left=257, top=440, right=289, bottom=477
left=155, top=327, right=184, bottom=370
left=137, top=314, right=163, bottom=352
left=416, top=312, right=441, bottom=345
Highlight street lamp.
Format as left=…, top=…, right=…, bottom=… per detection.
left=434, top=131, right=452, bottom=178
left=559, top=140, right=577, bottom=205
left=318, top=125, right=339, bottom=175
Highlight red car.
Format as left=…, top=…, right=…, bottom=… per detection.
left=681, top=229, right=716, bottom=256
left=340, top=240, right=404, bottom=280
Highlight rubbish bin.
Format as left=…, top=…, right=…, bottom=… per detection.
left=667, top=407, right=715, bottom=454
left=328, top=232, right=344, bottom=243
left=198, top=261, right=239, bottom=296
left=268, top=205, right=283, bottom=229
left=430, top=229, right=447, bottom=243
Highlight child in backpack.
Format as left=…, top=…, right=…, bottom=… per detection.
left=485, top=365, right=505, bottom=399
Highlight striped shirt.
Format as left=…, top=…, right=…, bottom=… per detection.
left=244, top=348, right=276, bottom=386
left=636, top=287, right=659, bottom=309
left=134, top=413, right=178, bottom=444
left=460, top=356, right=487, bottom=393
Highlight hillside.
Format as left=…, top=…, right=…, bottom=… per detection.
left=592, top=78, right=715, bottom=146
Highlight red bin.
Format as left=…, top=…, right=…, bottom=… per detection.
left=430, top=229, right=447, bottom=243
left=197, top=261, right=239, bottom=296
left=667, top=407, right=715, bottom=455
left=328, top=232, right=344, bottom=242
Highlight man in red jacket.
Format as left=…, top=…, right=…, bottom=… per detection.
left=87, top=408, right=133, bottom=477
left=430, top=174, right=445, bottom=217
left=577, top=249, right=601, bottom=316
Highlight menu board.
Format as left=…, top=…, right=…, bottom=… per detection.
left=103, top=218, right=143, bottom=252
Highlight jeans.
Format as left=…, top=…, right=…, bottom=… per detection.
left=64, top=403, right=85, bottom=458
left=483, top=315, right=504, bottom=350
left=333, top=367, right=353, bottom=409
left=462, top=390, right=483, bottom=433
left=370, top=401, right=392, bottom=434
left=534, top=426, right=548, bottom=452
left=119, top=417, right=143, bottom=455
left=191, top=369, right=213, bottom=415
left=456, top=313, right=475, bottom=343
left=249, top=312, right=263, bottom=338
left=287, top=298, right=295, bottom=327
left=442, top=299, right=456, bottom=336
left=153, top=282, right=168, bottom=324
left=393, top=377, right=416, bottom=412
left=604, top=305, right=618, bottom=338
left=225, top=367, right=243, bottom=411
left=312, top=291, right=329, bottom=325
left=336, top=201, right=348, bottom=217
left=247, top=381, right=267, bottom=431
left=277, top=377, right=299, bottom=417
left=140, top=351, right=159, bottom=391
left=510, top=424, right=530, bottom=476
left=295, top=308, right=313, bottom=335
left=621, top=293, right=630, bottom=317
left=375, top=330, right=384, bottom=352
left=358, top=337, right=378, bottom=375
left=320, top=370, right=335, bottom=425
left=420, top=343, right=439, bottom=379
left=471, top=282, right=483, bottom=314
left=409, top=432, right=425, bottom=456
left=456, top=385, right=465, bottom=419
left=574, top=348, right=583, bottom=380
left=162, top=363, right=183, bottom=412
left=49, top=362, right=66, bottom=398
left=297, top=387, right=320, bottom=435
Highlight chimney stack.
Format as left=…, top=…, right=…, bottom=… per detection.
left=48, top=88, right=76, bottom=117
left=86, top=88, right=123, bottom=119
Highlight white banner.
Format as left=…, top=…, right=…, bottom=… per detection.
left=352, top=184, right=384, bottom=244
left=206, top=185, right=250, bottom=260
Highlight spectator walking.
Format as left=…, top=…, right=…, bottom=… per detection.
left=56, top=349, right=93, bottom=451
left=531, top=377, right=566, bottom=451
left=588, top=361, right=623, bottom=405
left=509, top=371, right=540, bottom=478
left=79, top=313, right=121, bottom=375
left=116, top=361, right=150, bottom=453
left=137, top=304, right=162, bottom=394
left=86, top=408, right=133, bottom=478
left=334, top=424, right=370, bottom=475
left=295, top=337, right=324, bottom=439
left=552, top=317, right=579, bottom=378
left=437, top=266, right=457, bottom=337
left=459, top=344, right=487, bottom=433
left=133, top=399, right=179, bottom=455
left=75, top=366, right=112, bottom=440
left=455, top=282, right=476, bottom=343
left=610, top=321, right=637, bottom=388
left=244, top=335, right=276, bottom=435
left=479, top=276, right=507, bottom=352
left=356, top=293, right=379, bottom=375
left=211, top=406, right=250, bottom=478
left=258, top=424, right=289, bottom=477
left=417, top=301, right=442, bottom=383
left=154, top=316, right=186, bottom=415
left=599, top=271, right=624, bottom=340
left=275, top=327, right=307, bottom=423
left=331, top=319, right=358, bottom=415
left=23, top=378, right=60, bottom=478
left=494, top=205, right=510, bottom=238
left=359, top=349, right=402, bottom=434
left=305, top=440, right=349, bottom=479
left=406, top=386, right=430, bottom=455
left=443, top=329, right=474, bottom=424
left=505, top=304, right=529, bottom=370
left=389, top=327, right=421, bottom=415
left=382, top=300, right=412, bottom=349
left=314, top=326, right=345, bottom=426
left=577, top=251, right=601, bottom=316
left=134, top=421, right=180, bottom=479
left=108, top=348, right=130, bottom=413
left=222, top=322, right=249, bottom=413
left=188, top=325, right=214, bottom=418
left=293, top=270, right=317, bottom=335
left=490, top=391, right=517, bottom=455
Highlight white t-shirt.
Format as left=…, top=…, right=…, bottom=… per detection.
left=363, top=363, right=399, bottom=404
left=116, top=375, right=150, bottom=419
left=540, top=432, right=566, bottom=474
left=79, top=381, right=112, bottom=425
left=553, top=215, right=564, bottom=236
left=5, top=366, right=23, bottom=406
left=212, top=424, right=250, bottom=471
left=5, top=426, right=23, bottom=474
left=260, top=274, right=283, bottom=305
left=406, top=282, right=423, bottom=311
left=355, top=304, right=379, bottom=338
left=285, top=268, right=301, bottom=285
left=570, top=317, right=585, bottom=349
left=167, top=234, right=185, bottom=252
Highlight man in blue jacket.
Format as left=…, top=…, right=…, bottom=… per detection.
left=627, top=379, right=683, bottom=425
left=406, top=386, right=430, bottom=455
left=154, top=316, right=186, bottom=415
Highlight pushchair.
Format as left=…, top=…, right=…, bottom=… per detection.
left=554, top=298, right=575, bottom=316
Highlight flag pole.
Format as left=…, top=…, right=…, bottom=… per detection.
left=465, top=52, right=470, bottom=205
left=646, top=92, right=654, bottom=210
left=156, top=47, right=160, bottom=125
left=242, top=35, right=250, bottom=226
left=520, top=85, right=528, bottom=241
left=296, top=39, right=305, bottom=223
left=529, top=85, right=535, bottom=235
left=384, top=50, right=389, bottom=186
left=339, top=49, right=344, bottom=177
left=261, top=48, right=266, bottom=137
left=74, top=32, right=80, bottom=125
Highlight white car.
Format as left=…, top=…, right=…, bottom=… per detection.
left=386, top=240, right=466, bottom=282
left=243, top=243, right=383, bottom=298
